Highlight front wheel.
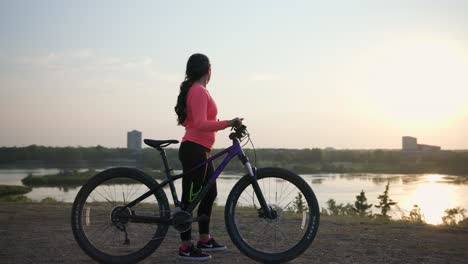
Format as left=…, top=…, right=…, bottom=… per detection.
left=225, top=167, right=320, bottom=263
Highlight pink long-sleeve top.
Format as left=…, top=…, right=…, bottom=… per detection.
left=181, top=83, right=228, bottom=149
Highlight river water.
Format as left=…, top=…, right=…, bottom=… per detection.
left=1, top=168, right=467, bottom=225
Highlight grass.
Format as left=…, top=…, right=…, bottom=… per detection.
left=0, top=195, right=62, bottom=203
left=1, top=194, right=33, bottom=202
left=21, top=169, right=97, bottom=187
left=40, top=197, right=61, bottom=203
left=21, top=168, right=163, bottom=187
left=0, top=185, right=32, bottom=197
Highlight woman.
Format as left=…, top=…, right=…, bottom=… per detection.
left=175, top=53, right=243, bottom=261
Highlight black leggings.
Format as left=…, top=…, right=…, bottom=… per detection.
left=178, top=141, right=217, bottom=241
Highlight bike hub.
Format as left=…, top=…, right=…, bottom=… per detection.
left=257, top=206, right=278, bottom=220
left=111, top=206, right=131, bottom=228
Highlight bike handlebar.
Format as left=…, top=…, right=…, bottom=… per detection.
left=229, top=125, right=248, bottom=141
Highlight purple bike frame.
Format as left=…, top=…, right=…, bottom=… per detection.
left=123, top=138, right=254, bottom=214
left=177, top=140, right=245, bottom=212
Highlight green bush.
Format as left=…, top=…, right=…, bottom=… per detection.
left=442, top=207, right=467, bottom=226
left=40, top=197, right=60, bottom=203
left=2, top=195, right=32, bottom=202
left=324, top=198, right=355, bottom=216
left=458, top=218, right=468, bottom=227
left=0, top=185, right=32, bottom=197
left=401, top=205, right=425, bottom=224
left=289, top=192, right=308, bottom=213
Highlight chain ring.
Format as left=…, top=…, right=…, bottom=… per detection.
left=172, top=211, right=192, bottom=233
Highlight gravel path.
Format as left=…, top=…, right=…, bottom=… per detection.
left=1, top=202, right=467, bottom=263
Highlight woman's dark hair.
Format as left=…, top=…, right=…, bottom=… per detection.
left=175, top=53, right=211, bottom=125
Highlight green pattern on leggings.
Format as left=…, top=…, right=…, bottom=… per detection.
left=189, top=182, right=202, bottom=202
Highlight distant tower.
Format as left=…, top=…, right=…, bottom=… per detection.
left=127, top=130, right=142, bottom=150
left=402, top=136, right=418, bottom=151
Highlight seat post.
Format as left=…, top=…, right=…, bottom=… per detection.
left=158, top=148, right=181, bottom=206
left=158, top=148, right=172, bottom=178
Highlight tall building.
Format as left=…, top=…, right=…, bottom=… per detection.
left=127, top=130, right=142, bottom=150
left=402, top=136, right=418, bottom=151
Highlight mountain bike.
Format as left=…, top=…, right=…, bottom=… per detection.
left=71, top=125, right=320, bottom=263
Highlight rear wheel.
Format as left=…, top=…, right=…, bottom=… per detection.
left=71, top=167, right=170, bottom=264
left=225, top=168, right=320, bottom=263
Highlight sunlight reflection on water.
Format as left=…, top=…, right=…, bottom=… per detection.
left=398, top=174, right=461, bottom=224
left=302, top=173, right=468, bottom=225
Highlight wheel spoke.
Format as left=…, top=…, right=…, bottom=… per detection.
left=93, top=188, right=117, bottom=207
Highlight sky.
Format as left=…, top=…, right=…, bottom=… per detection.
left=1, top=0, right=468, bottom=149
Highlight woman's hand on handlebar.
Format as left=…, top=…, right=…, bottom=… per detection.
left=227, top=117, right=243, bottom=128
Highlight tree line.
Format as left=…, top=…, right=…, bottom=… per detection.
left=1, top=145, right=468, bottom=175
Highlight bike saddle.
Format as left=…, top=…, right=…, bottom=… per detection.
left=144, top=139, right=179, bottom=149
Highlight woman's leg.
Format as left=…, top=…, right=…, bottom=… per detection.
left=196, top=164, right=226, bottom=251
left=197, top=159, right=217, bottom=238
left=179, top=141, right=211, bottom=244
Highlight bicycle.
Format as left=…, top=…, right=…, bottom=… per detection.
left=71, top=125, right=320, bottom=263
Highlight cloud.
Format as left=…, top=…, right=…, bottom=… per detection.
left=3, top=50, right=177, bottom=80
left=0, top=50, right=180, bottom=95
left=70, top=49, right=93, bottom=59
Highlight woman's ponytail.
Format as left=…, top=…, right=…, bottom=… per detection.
left=175, top=78, right=193, bottom=125
left=174, top=53, right=210, bottom=125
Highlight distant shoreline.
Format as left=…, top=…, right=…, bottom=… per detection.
left=0, top=163, right=468, bottom=177
left=0, top=165, right=465, bottom=190
left=1, top=146, right=468, bottom=176
left=1, top=163, right=467, bottom=177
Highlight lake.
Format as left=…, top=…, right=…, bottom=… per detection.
left=1, top=168, right=467, bottom=225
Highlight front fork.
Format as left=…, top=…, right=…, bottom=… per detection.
left=240, top=156, right=275, bottom=219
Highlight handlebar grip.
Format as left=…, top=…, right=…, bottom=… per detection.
left=233, top=119, right=242, bottom=128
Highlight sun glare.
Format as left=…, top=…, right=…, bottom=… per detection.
left=361, top=37, right=468, bottom=128
left=402, top=178, right=459, bottom=225
left=425, top=174, right=444, bottom=183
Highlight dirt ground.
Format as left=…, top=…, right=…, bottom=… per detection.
left=0, top=202, right=467, bottom=264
